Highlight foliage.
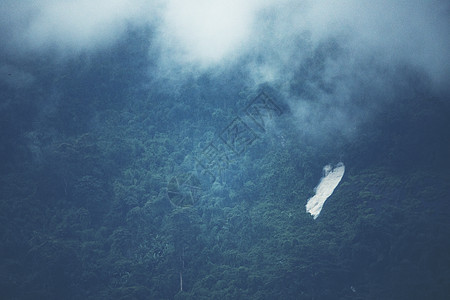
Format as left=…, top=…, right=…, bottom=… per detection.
left=1, top=29, right=449, bottom=300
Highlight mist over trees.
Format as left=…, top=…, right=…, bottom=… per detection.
left=1, top=1, right=450, bottom=299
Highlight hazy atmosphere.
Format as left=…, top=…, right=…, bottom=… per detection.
left=1, top=1, right=449, bottom=299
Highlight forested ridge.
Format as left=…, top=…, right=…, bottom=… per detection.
left=1, top=29, right=450, bottom=300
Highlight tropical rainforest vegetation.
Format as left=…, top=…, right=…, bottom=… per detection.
left=1, top=29, right=449, bottom=300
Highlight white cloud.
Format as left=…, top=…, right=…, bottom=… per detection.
left=1, top=0, right=154, bottom=55
left=1, top=0, right=448, bottom=91
left=2, top=1, right=448, bottom=71
left=158, top=0, right=255, bottom=66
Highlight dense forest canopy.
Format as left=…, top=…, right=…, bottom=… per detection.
left=1, top=1, right=450, bottom=299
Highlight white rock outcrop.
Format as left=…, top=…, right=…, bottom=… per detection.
left=306, top=162, right=345, bottom=219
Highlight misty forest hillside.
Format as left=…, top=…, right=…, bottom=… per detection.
left=1, top=3, right=450, bottom=300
